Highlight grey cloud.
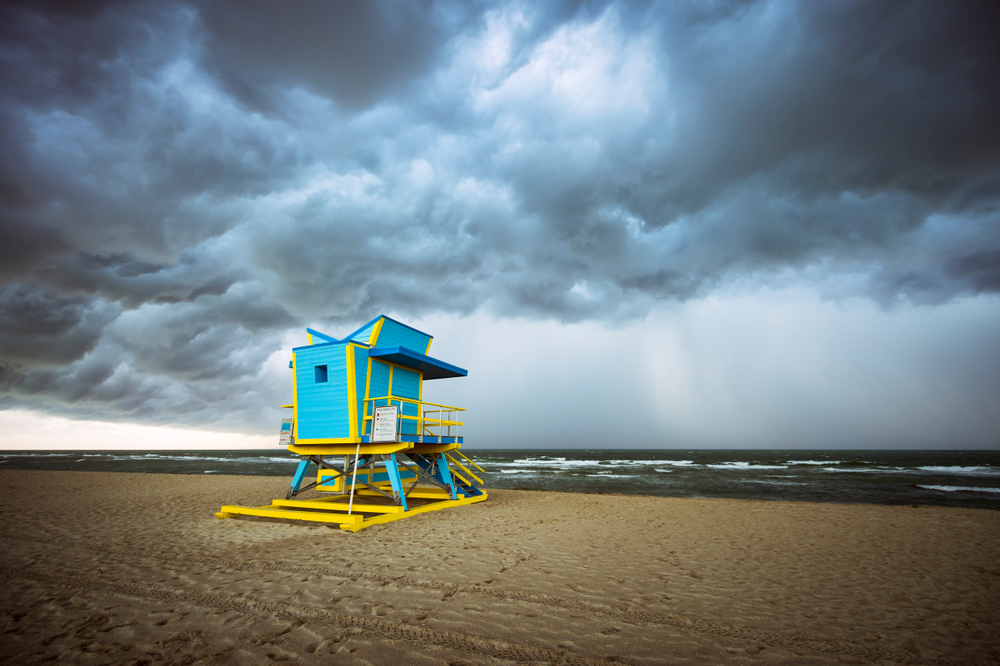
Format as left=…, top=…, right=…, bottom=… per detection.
left=0, top=0, right=998, bottom=432
left=105, top=293, right=291, bottom=382
left=1, top=289, right=291, bottom=428
left=195, top=0, right=473, bottom=113
left=36, top=251, right=247, bottom=308
left=0, top=283, right=120, bottom=366
left=949, top=249, right=1000, bottom=293
left=651, top=0, right=1000, bottom=211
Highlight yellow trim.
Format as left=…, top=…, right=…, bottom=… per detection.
left=317, top=466, right=417, bottom=494
left=445, top=452, right=484, bottom=485
left=280, top=404, right=293, bottom=409
left=339, top=493, right=488, bottom=532
left=362, top=394, right=465, bottom=435
left=425, top=337, right=433, bottom=354
left=369, top=317, right=385, bottom=346
left=363, top=357, right=373, bottom=436
left=216, top=505, right=362, bottom=525
left=453, top=449, right=485, bottom=473
left=346, top=344, right=358, bottom=440
left=365, top=358, right=399, bottom=436
left=307, top=333, right=314, bottom=345
left=448, top=467, right=473, bottom=487
left=291, top=353, right=298, bottom=444
left=410, top=442, right=461, bottom=454
left=217, top=492, right=488, bottom=531
left=290, top=442, right=413, bottom=455
left=362, top=394, right=463, bottom=410
left=292, top=436, right=361, bottom=445
left=356, top=488, right=452, bottom=499
left=317, top=468, right=344, bottom=493
left=271, top=499, right=406, bottom=514
left=370, top=358, right=426, bottom=423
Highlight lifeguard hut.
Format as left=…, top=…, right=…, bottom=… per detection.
left=216, top=315, right=487, bottom=531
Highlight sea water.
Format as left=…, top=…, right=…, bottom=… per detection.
left=1, top=449, right=998, bottom=510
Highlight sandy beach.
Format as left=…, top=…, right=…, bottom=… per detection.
left=1, top=470, right=997, bottom=665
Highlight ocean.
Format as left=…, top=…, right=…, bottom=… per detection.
left=2, top=448, right=999, bottom=510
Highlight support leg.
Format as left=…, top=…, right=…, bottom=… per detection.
left=286, top=459, right=312, bottom=499
left=436, top=453, right=458, bottom=500
left=385, top=453, right=409, bottom=511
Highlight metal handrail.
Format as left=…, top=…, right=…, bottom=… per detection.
left=362, top=394, right=464, bottom=438
left=362, top=395, right=465, bottom=411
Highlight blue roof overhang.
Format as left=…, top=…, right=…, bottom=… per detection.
left=368, top=346, right=467, bottom=380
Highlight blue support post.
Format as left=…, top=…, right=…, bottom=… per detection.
left=289, top=459, right=311, bottom=494
left=437, top=453, right=458, bottom=500
left=386, top=453, right=409, bottom=511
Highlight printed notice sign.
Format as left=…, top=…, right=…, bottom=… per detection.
left=278, top=418, right=294, bottom=447
left=372, top=406, right=399, bottom=443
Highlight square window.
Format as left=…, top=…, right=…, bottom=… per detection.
left=314, top=364, right=328, bottom=383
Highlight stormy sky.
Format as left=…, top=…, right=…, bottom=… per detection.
left=1, top=0, right=999, bottom=449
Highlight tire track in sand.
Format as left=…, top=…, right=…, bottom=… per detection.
left=0, top=534, right=958, bottom=665
left=0, top=563, right=608, bottom=666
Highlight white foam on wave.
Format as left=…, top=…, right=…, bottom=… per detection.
left=746, top=479, right=809, bottom=486
left=705, top=462, right=787, bottom=470
left=918, top=485, right=1000, bottom=494
left=509, top=457, right=593, bottom=468
left=585, top=459, right=697, bottom=469
left=820, top=466, right=896, bottom=473
left=130, top=454, right=213, bottom=461
left=507, top=457, right=697, bottom=469
left=917, top=466, right=1000, bottom=476
left=791, top=460, right=841, bottom=465
left=112, top=453, right=292, bottom=465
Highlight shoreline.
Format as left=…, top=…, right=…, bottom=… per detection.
left=4, top=448, right=1000, bottom=512
left=2, top=470, right=999, bottom=664
left=8, top=465, right=1000, bottom=512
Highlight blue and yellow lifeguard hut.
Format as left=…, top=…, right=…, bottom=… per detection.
left=217, top=315, right=487, bottom=531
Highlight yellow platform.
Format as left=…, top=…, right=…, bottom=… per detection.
left=216, top=487, right=488, bottom=532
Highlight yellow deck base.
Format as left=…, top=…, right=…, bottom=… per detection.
left=216, top=491, right=488, bottom=532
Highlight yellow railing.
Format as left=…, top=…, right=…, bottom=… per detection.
left=362, top=395, right=465, bottom=439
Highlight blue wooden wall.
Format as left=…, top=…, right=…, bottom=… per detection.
left=375, top=319, right=431, bottom=352
left=349, top=320, right=377, bottom=345
left=293, top=316, right=444, bottom=442
left=393, top=367, right=420, bottom=434
left=352, top=345, right=368, bottom=437
left=366, top=360, right=391, bottom=424
left=295, top=343, right=350, bottom=440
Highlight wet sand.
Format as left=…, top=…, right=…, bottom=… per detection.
left=1, top=470, right=998, bottom=665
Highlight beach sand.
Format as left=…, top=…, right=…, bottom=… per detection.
left=0, top=470, right=997, bottom=665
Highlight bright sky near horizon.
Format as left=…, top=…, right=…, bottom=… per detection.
left=1, top=1, right=998, bottom=450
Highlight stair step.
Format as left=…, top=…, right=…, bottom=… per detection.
left=270, top=499, right=405, bottom=514
left=218, top=505, right=362, bottom=525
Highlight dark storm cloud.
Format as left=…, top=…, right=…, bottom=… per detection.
left=0, top=283, right=119, bottom=365
left=196, top=0, right=470, bottom=113
left=0, top=0, right=998, bottom=431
